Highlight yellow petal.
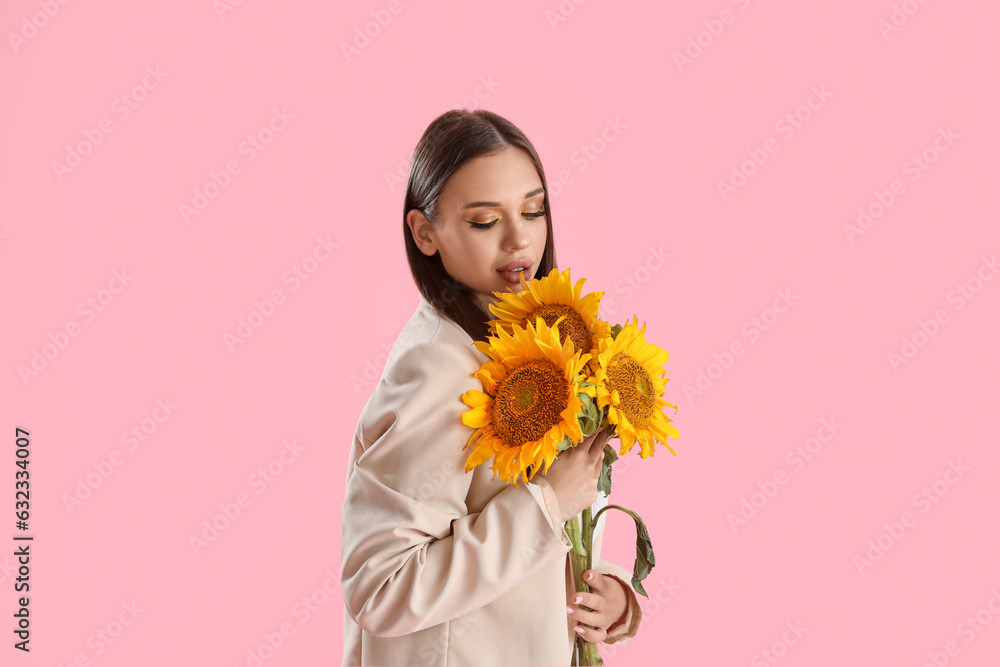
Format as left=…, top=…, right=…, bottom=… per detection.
left=461, top=390, right=491, bottom=408
left=460, top=407, right=491, bottom=428
left=465, top=439, right=497, bottom=471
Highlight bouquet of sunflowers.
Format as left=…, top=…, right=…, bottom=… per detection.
left=459, top=267, right=680, bottom=666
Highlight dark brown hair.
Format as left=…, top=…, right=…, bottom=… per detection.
left=403, top=110, right=557, bottom=343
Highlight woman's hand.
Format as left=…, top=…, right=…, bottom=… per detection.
left=542, top=428, right=610, bottom=524
left=566, top=569, right=630, bottom=643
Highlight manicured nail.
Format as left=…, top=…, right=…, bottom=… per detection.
left=574, top=626, right=586, bottom=635
left=574, top=594, right=583, bottom=604
left=585, top=572, right=593, bottom=581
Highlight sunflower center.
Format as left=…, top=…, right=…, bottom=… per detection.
left=514, top=385, right=535, bottom=412
left=525, top=304, right=592, bottom=354
left=607, top=353, right=655, bottom=430
left=493, top=358, right=569, bottom=448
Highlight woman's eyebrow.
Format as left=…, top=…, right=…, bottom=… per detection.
left=460, top=187, right=545, bottom=210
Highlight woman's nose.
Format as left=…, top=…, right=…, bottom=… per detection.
left=503, top=217, right=531, bottom=250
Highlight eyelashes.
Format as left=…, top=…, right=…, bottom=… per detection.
left=466, top=210, right=546, bottom=230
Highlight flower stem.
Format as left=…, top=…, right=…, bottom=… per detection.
left=592, top=503, right=638, bottom=526
left=566, top=422, right=617, bottom=666
left=566, top=508, right=604, bottom=666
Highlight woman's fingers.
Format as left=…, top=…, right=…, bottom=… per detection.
left=590, top=430, right=609, bottom=459
left=586, top=435, right=600, bottom=457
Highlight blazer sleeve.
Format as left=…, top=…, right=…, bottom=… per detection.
left=341, top=339, right=573, bottom=638
left=595, top=557, right=643, bottom=645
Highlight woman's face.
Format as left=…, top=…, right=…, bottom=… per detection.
left=408, top=147, right=548, bottom=309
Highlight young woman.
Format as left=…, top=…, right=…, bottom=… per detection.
left=341, top=109, right=643, bottom=666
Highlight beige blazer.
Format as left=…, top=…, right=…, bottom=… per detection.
left=341, top=294, right=643, bottom=666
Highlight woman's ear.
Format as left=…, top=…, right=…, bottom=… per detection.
left=406, top=209, right=438, bottom=257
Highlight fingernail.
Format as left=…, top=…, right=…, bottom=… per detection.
left=585, top=572, right=593, bottom=581
left=574, top=626, right=586, bottom=635
left=574, top=594, right=582, bottom=604
left=566, top=606, right=574, bottom=615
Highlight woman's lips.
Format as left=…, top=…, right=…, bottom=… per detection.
left=497, top=268, right=528, bottom=285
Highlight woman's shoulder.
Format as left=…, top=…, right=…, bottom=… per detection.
left=355, top=296, right=488, bottom=445
left=381, top=294, right=486, bottom=387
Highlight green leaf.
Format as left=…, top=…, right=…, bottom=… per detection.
left=578, top=392, right=593, bottom=408
left=630, top=511, right=655, bottom=598
left=597, top=444, right=619, bottom=496
left=597, top=408, right=610, bottom=432
left=577, top=397, right=605, bottom=437
left=556, top=434, right=573, bottom=451
left=610, top=323, right=623, bottom=339
left=591, top=504, right=656, bottom=599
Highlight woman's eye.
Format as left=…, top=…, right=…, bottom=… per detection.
left=465, top=209, right=544, bottom=230
left=465, top=219, right=498, bottom=230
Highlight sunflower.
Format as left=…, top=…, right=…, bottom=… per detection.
left=460, top=316, right=593, bottom=485
left=486, top=267, right=612, bottom=367
left=582, top=316, right=680, bottom=459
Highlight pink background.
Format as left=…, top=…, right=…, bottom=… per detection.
left=2, top=1, right=999, bottom=665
